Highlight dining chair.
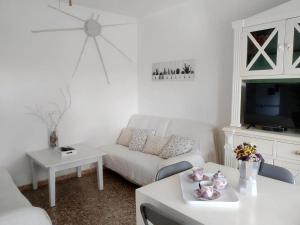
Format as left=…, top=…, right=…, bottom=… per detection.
left=155, top=161, right=193, bottom=181
left=258, top=163, right=295, bottom=184
left=140, top=203, right=185, bottom=225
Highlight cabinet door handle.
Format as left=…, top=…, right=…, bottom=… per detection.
left=278, top=44, right=284, bottom=51
left=295, top=151, right=300, bottom=156
left=285, top=43, right=292, bottom=50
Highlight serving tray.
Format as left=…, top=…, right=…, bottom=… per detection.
left=179, top=171, right=240, bottom=208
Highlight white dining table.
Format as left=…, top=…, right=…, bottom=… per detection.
left=136, top=162, right=300, bottom=225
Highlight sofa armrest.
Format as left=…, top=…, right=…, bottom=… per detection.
left=158, top=152, right=205, bottom=170
left=0, top=207, right=52, bottom=225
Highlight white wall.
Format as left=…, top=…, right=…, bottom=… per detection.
left=0, top=0, right=138, bottom=186
left=137, top=0, right=288, bottom=161
left=0, top=0, right=289, bottom=186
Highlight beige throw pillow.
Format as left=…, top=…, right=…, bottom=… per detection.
left=143, top=135, right=170, bottom=156
left=159, top=135, right=195, bottom=159
left=117, top=128, right=133, bottom=147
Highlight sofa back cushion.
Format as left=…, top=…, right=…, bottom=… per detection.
left=117, top=128, right=133, bottom=147
left=127, top=115, right=218, bottom=163
left=164, top=119, right=217, bottom=162
left=128, top=129, right=155, bottom=152
left=159, top=135, right=195, bottom=159
left=143, top=135, right=169, bottom=156
left=127, top=115, right=170, bottom=136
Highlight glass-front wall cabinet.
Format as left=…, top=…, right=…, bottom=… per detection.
left=285, top=17, right=300, bottom=74
left=242, top=21, right=285, bottom=76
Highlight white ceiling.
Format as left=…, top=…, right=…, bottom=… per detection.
left=73, top=0, right=189, bottom=18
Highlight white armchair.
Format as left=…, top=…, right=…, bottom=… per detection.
left=0, top=168, right=52, bottom=225
left=0, top=207, right=52, bottom=225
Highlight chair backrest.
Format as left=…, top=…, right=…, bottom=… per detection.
left=140, top=203, right=184, bottom=225
left=258, top=163, right=295, bottom=184
left=155, top=161, right=193, bottom=181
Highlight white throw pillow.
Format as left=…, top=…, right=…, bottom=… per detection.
left=143, top=135, right=170, bottom=156
left=117, top=128, right=133, bottom=147
left=129, top=129, right=155, bottom=152
left=159, top=135, right=195, bottom=159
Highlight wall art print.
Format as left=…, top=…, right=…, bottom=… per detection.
left=152, top=59, right=195, bottom=81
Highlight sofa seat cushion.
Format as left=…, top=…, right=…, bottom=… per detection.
left=101, top=145, right=163, bottom=185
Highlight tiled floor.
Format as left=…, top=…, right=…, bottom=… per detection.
left=22, top=169, right=138, bottom=225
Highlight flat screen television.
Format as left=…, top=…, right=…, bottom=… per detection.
left=244, top=82, right=300, bottom=130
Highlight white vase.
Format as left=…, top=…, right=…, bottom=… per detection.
left=238, top=161, right=260, bottom=196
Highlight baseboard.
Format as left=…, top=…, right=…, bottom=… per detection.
left=18, top=167, right=97, bottom=192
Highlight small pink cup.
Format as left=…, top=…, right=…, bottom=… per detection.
left=199, top=181, right=214, bottom=199
left=192, top=168, right=204, bottom=181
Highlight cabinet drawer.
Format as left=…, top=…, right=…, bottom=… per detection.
left=275, top=142, right=300, bottom=161
left=274, top=160, right=300, bottom=185
left=275, top=160, right=300, bottom=186
left=233, top=135, right=273, bottom=156
left=274, top=160, right=300, bottom=177
left=263, top=157, right=274, bottom=165
left=296, top=175, right=300, bottom=185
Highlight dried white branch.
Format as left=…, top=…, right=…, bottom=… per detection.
left=25, top=106, right=51, bottom=128
left=54, top=86, right=72, bottom=130
left=48, top=101, right=62, bottom=115
left=25, top=86, right=72, bottom=132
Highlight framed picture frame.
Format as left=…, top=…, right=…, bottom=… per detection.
left=152, top=59, right=195, bottom=81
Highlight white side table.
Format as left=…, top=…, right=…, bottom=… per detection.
left=27, top=144, right=106, bottom=207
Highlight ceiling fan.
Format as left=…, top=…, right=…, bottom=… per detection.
left=32, top=2, right=134, bottom=84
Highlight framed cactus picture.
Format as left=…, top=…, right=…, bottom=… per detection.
left=152, top=59, right=195, bottom=81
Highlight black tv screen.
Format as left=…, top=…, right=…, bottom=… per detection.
left=244, top=82, right=300, bottom=130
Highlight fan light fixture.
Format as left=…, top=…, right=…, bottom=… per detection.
left=32, top=5, right=134, bottom=84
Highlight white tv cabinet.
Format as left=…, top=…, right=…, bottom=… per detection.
left=224, top=1, right=300, bottom=184
left=224, top=127, right=300, bottom=184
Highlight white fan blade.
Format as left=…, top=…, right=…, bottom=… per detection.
left=32, top=27, right=83, bottom=33
left=48, top=5, right=85, bottom=22
left=102, top=23, right=135, bottom=28
left=72, top=36, right=89, bottom=77
left=100, top=34, right=132, bottom=62
left=93, top=37, right=110, bottom=84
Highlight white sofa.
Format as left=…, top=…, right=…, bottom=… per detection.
left=100, top=115, right=218, bottom=186
left=0, top=168, right=52, bottom=225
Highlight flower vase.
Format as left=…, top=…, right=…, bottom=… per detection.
left=238, top=160, right=260, bottom=196
left=49, top=130, right=58, bottom=148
